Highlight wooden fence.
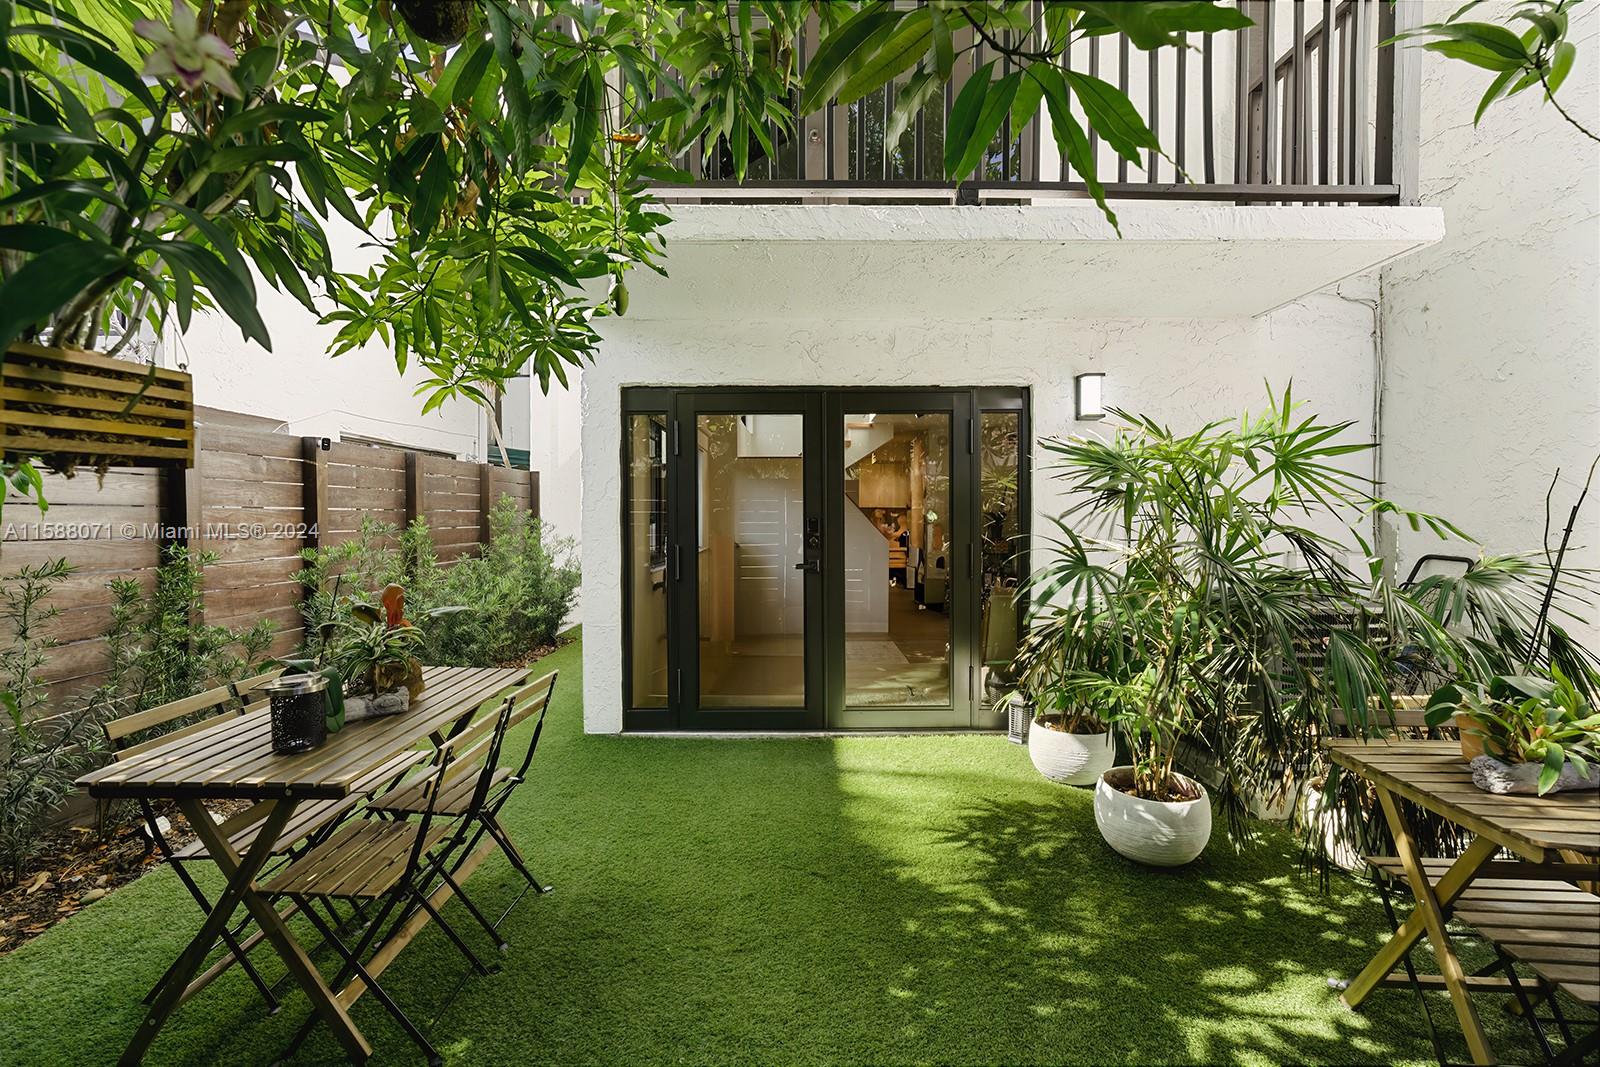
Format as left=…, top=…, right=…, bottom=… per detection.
left=2, top=423, right=538, bottom=711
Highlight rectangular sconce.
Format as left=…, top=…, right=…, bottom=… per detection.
left=1075, top=372, right=1106, bottom=421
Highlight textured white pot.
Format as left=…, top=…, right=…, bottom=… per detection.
left=1028, top=721, right=1116, bottom=786
left=1094, top=766, right=1212, bottom=867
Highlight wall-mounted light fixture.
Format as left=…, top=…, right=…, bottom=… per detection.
left=1074, top=373, right=1106, bottom=421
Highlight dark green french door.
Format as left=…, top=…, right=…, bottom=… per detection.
left=622, top=387, right=1027, bottom=731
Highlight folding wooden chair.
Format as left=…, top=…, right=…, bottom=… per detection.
left=102, top=681, right=280, bottom=1009
left=102, top=668, right=379, bottom=1013
left=369, top=671, right=559, bottom=931
left=262, top=697, right=516, bottom=1066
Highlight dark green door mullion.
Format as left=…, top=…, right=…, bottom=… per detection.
left=953, top=390, right=978, bottom=729
left=667, top=391, right=694, bottom=728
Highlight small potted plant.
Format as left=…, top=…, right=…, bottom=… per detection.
left=1025, top=689, right=1117, bottom=787
left=286, top=583, right=463, bottom=730
left=1012, top=610, right=1117, bottom=785
left=1427, top=668, right=1600, bottom=796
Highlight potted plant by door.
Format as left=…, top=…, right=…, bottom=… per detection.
left=1011, top=602, right=1118, bottom=785
left=1026, top=696, right=1116, bottom=787
left=1426, top=668, right=1600, bottom=796
left=1014, top=389, right=1476, bottom=867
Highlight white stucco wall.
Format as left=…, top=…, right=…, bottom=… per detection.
left=579, top=278, right=1387, bottom=732
left=1380, top=1, right=1600, bottom=644
left=170, top=214, right=486, bottom=457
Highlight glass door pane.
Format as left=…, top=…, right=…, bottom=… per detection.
left=696, top=413, right=808, bottom=708
left=842, top=411, right=952, bottom=707
left=626, top=414, right=669, bottom=708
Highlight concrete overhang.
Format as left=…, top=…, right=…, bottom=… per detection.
left=620, top=202, right=1444, bottom=320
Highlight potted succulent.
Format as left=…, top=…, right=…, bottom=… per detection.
left=1427, top=668, right=1600, bottom=796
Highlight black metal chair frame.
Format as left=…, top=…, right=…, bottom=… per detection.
left=272, top=696, right=519, bottom=1066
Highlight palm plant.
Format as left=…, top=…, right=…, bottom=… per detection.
left=1017, top=386, right=1470, bottom=844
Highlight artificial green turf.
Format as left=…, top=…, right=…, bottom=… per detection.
left=0, top=632, right=1554, bottom=1065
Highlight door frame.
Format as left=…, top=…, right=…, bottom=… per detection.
left=621, top=386, right=1029, bottom=731
left=674, top=391, right=827, bottom=730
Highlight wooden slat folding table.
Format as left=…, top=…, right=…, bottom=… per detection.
left=1327, top=739, right=1600, bottom=1065
left=78, top=664, right=532, bottom=1065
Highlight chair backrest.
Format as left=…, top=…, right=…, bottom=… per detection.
left=102, top=682, right=240, bottom=761
left=1327, top=694, right=1455, bottom=740
left=499, top=671, right=558, bottom=784
left=230, top=666, right=285, bottom=705
left=406, top=696, right=516, bottom=871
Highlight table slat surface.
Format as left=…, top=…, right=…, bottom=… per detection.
left=78, top=666, right=529, bottom=801
left=1326, top=739, right=1600, bottom=860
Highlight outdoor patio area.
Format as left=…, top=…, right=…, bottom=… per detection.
left=0, top=634, right=1557, bottom=1066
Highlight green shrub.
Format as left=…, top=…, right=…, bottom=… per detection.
left=0, top=559, right=101, bottom=883
left=296, top=517, right=424, bottom=660
left=102, top=546, right=275, bottom=720
left=409, top=496, right=579, bottom=667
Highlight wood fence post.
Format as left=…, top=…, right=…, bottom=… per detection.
left=159, top=426, right=205, bottom=628
left=528, top=470, right=540, bottom=521
left=301, top=437, right=328, bottom=552
left=158, top=426, right=204, bottom=553
left=405, top=451, right=424, bottom=527
left=478, top=463, right=494, bottom=551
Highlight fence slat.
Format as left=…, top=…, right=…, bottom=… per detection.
left=5, top=417, right=540, bottom=714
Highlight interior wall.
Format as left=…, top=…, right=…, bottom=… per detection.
left=1379, top=1, right=1600, bottom=645
left=581, top=288, right=1380, bottom=732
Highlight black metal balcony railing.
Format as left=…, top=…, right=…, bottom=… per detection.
left=659, top=1, right=1419, bottom=206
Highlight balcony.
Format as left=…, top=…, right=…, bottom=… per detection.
left=628, top=2, right=1441, bottom=321
left=656, top=1, right=1421, bottom=208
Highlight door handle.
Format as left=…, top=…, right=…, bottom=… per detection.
left=794, top=560, right=821, bottom=573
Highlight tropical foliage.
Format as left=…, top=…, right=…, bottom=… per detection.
left=1, top=1, right=1247, bottom=429
left=1012, top=387, right=1600, bottom=848
left=1390, top=0, right=1595, bottom=141
left=297, top=498, right=578, bottom=670
left=1428, top=668, right=1600, bottom=794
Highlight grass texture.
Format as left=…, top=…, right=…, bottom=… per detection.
left=1, top=634, right=1547, bottom=1065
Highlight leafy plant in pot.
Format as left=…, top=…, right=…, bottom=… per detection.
left=1025, top=387, right=1468, bottom=868
left=1427, top=669, right=1600, bottom=796
left=1012, top=613, right=1116, bottom=787
left=285, top=583, right=465, bottom=733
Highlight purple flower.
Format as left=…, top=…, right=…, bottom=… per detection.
left=134, top=1, right=241, bottom=99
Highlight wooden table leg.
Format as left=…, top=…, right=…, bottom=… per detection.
left=179, top=798, right=373, bottom=1065
left=118, top=800, right=296, bottom=1066
left=1341, top=787, right=1498, bottom=1065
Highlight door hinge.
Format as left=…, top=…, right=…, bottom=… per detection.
left=673, top=543, right=682, bottom=582
left=671, top=417, right=680, bottom=456
left=673, top=668, right=683, bottom=705
left=968, top=664, right=975, bottom=701
left=967, top=417, right=975, bottom=454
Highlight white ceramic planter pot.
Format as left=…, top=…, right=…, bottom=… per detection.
left=1094, top=766, right=1212, bottom=867
left=1028, top=720, right=1117, bottom=786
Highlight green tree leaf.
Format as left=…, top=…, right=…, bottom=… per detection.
left=0, top=237, right=126, bottom=352
left=1066, top=70, right=1159, bottom=165
left=836, top=8, right=934, bottom=106
left=945, top=60, right=994, bottom=178
left=799, top=5, right=899, bottom=114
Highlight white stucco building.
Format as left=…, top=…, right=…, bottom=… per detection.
left=177, top=3, right=1595, bottom=736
